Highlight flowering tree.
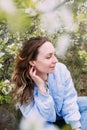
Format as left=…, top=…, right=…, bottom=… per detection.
left=0, top=0, right=87, bottom=104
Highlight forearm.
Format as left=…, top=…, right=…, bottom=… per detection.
left=34, top=89, right=56, bottom=122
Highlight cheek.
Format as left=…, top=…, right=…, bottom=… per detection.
left=34, top=58, right=50, bottom=68
left=35, top=62, right=49, bottom=70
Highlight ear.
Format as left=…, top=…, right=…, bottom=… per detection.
left=29, top=61, right=35, bottom=66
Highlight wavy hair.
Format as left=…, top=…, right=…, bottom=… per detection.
left=11, top=36, right=49, bottom=105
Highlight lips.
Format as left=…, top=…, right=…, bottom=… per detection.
left=50, top=66, right=55, bottom=69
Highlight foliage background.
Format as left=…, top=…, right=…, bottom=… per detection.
left=0, top=1, right=87, bottom=130
left=0, top=0, right=87, bottom=105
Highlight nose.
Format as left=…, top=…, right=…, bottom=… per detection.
left=52, top=55, right=58, bottom=63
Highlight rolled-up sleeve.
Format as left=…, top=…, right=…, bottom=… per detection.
left=34, top=90, right=56, bottom=122
left=19, top=88, right=56, bottom=122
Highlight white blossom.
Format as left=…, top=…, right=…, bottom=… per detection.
left=19, top=110, right=58, bottom=130
left=40, top=12, right=61, bottom=34
left=84, top=2, right=87, bottom=7
left=37, top=0, right=59, bottom=13
left=0, top=63, right=3, bottom=68
left=55, top=34, right=70, bottom=58
left=25, top=7, right=37, bottom=16
left=58, top=6, right=74, bottom=32
left=0, top=52, right=5, bottom=57
left=0, top=0, right=16, bottom=14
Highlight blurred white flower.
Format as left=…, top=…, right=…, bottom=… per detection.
left=19, top=110, right=58, bottom=130
left=58, top=6, right=74, bottom=32
left=32, top=0, right=37, bottom=2
left=37, top=0, right=66, bottom=13
left=0, top=63, right=3, bottom=68
left=7, top=43, right=15, bottom=48
left=0, top=0, right=16, bottom=14
left=37, top=0, right=74, bottom=34
left=68, top=0, right=74, bottom=4
left=4, top=79, right=10, bottom=84
left=2, top=79, right=13, bottom=94
left=19, top=110, right=44, bottom=130
left=0, top=52, right=5, bottom=57
left=37, top=0, right=59, bottom=13
left=84, top=2, right=87, bottom=7
left=40, top=12, right=61, bottom=34
left=25, top=7, right=37, bottom=16
left=55, top=34, right=70, bottom=58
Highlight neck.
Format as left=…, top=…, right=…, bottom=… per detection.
left=37, top=72, right=48, bottom=82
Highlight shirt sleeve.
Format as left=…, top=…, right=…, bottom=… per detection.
left=61, top=64, right=81, bottom=129
left=19, top=88, right=56, bottom=122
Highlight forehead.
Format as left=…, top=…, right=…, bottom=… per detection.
left=38, top=41, right=55, bottom=54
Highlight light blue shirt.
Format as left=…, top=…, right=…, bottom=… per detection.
left=19, top=62, right=81, bottom=129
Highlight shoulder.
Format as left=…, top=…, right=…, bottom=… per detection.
left=48, top=62, right=70, bottom=82
left=53, top=62, right=71, bottom=81
left=55, top=62, right=68, bottom=73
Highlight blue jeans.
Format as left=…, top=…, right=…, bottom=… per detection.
left=52, top=96, right=87, bottom=130
left=77, top=96, right=87, bottom=130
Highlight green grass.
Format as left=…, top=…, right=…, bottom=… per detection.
left=60, top=124, right=72, bottom=130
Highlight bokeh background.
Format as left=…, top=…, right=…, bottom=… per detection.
left=0, top=0, right=87, bottom=130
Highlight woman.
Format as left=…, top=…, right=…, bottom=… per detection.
left=12, top=36, right=87, bottom=130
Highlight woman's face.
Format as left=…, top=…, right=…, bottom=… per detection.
left=32, top=41, right=58, bottom=74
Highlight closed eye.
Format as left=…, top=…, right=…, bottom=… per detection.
left=46, top=51, right=56, bottom=59
left=46, top=56, right=52, bottom=59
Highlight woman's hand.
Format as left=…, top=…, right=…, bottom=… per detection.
left=29, top=66, right=47, bottom=93
left=74, top=128, right=81, bottom=130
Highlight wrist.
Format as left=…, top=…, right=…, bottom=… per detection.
left=38, top=83, right=48, bottom=94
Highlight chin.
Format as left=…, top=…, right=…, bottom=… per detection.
left=48, top=70, right=55, bottom=73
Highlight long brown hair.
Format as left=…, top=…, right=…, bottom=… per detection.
left=11, top=36, right=49, bottom=105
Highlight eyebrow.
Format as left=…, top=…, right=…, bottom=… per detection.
left=46, top=51, right=56, bottom=55
left=47, top=53, right=53, bottom=55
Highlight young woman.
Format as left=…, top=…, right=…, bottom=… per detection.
left=12, top=36, right=87, bottom=130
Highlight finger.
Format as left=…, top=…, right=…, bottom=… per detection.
left=33, top=68, right=36, bottom=76
left=29, top=66, right=33, bottom=76
left=29, top=66, right=36, bottom=79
